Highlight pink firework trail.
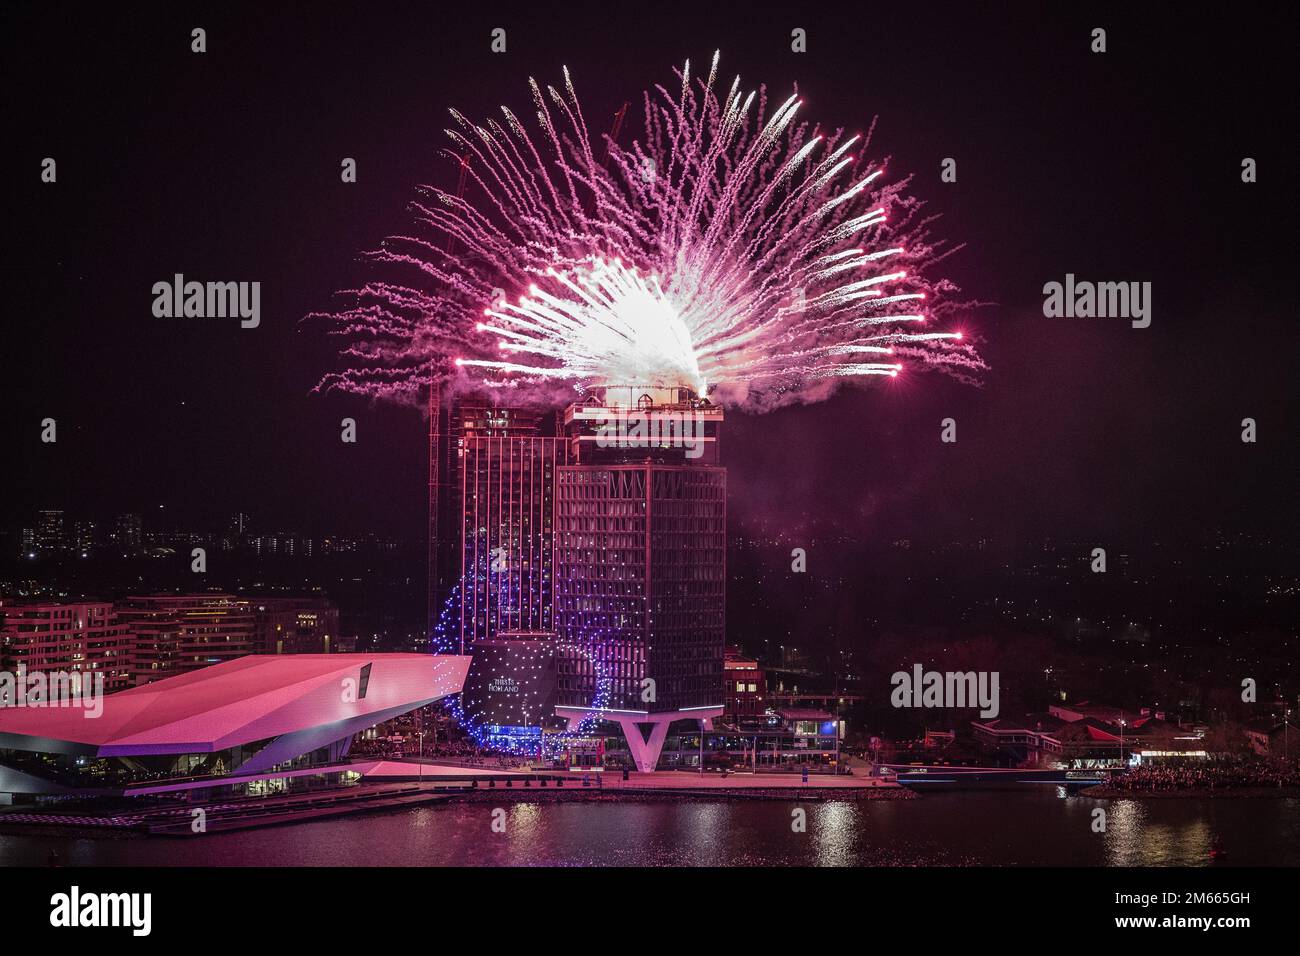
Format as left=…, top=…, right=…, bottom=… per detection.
left=316, top=52, right=984, bottom=410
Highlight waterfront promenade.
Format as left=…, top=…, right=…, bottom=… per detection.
left=398, top=760, right=907, bottom=799
left=0, top=763, right=905, bottom=839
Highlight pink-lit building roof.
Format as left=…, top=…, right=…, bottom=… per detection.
left=0, top=653, right=470, bottom=757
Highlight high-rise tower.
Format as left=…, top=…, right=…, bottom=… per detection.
left=430, top=403, right=569, bottom=654
left=457, top=405, right=568, bottom=652
left=552, top=386, right=726, bottom=770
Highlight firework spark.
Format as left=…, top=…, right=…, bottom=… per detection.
left=315, top=52, right=984, bottom=409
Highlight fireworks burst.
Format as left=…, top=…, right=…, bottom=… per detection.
left=315, top=52, right=984, bottom=409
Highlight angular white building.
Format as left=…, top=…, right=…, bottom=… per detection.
left=0, top=653, right=470, bottom=797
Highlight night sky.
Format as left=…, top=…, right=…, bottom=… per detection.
left=3, top=2, right=1295, bottom=547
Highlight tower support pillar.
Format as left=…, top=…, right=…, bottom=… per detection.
left=555, top=706, right=723, bottom=773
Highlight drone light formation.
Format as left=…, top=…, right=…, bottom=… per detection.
left=317, top=52, right=983, bottom=409
left=429, top=578, right=612, bottom=757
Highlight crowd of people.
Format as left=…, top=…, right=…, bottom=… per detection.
left=1110, top=755, right=1300, bottom=792
left=349, top=728, right=539, bottom=768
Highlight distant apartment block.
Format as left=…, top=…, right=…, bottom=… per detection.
left=0, top=599, right=134, bottom=692
left=116, top=594, right=255, bottom=685
left=35, top=510, right=65, bottom=553
left=114, top=512, right=143, bottom=550
left=251, top=596, right=351, bottom=654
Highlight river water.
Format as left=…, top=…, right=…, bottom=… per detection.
left=3, top=791, right=1297, bottom=866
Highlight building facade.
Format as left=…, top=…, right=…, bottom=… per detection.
left=552, top=387, right=726, bottom=770
left=35, top=510, right=65, bottom=554
left=0, top=600, right=134, bottom=693
left=116, top=594, right=255, bottom=685
left=114, top=513, right=143, bottom=551
left=457, top=411, right=569, bottom=651
left=723, top=647, right=767, bottom=721
left=0, top=653, right=472, bottom=802
left=251, top=596, right=347, bottom=654
left=427, top=401, right=565, bottom=649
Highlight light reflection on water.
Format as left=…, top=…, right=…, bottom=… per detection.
left=810, top=802, right=858, bottom=867
left=2, top=793, right=1298, bottom=867
left=1102, top=799, right=1149, bottom=866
